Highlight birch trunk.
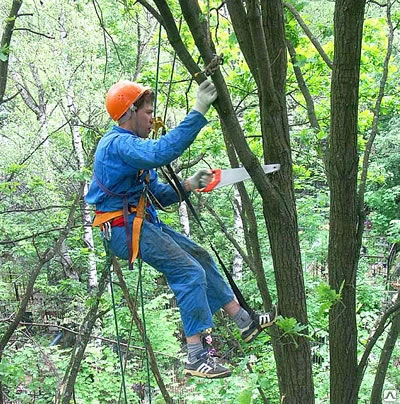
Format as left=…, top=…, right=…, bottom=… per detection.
left=179, top=201, right=190, bottom=237
left=60, top=8, right=98, bottom=290
left=232, top=187, right=243, bottom=280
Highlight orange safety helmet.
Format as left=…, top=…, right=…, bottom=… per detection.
left=105, top=80, right=151, bottom=121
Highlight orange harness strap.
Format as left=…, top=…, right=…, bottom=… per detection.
left=130, top=195, right=146, bottom=263
left=92, top=194, right=146, bottom=263
left=92, top=210, right=128, bottom=227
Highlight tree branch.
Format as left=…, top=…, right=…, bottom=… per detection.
left=0, top=0, right=23, bottom=104
left=355, top=297, right=400, bottom=394
left=2, top=320, right=176, bottom=358
left=0, top=225, right=81, bottom=245
left=287, top=39, right=321, bottom=131
left=358, top=0, right=394, bottom=208
left=283, top=1, right=333, bottom=69
left=91, top=0, right=124, bottom=76
left=13, top=28, right=55, bottom=39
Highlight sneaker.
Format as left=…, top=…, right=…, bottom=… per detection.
left=184, top=349, right=231, bottom=379
left=240, top=305, right=278, bottom=343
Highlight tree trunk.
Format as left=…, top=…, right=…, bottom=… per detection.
left=59, top=240, right=79, bottom=281
left=327, top=1, right=366, bottom=403
left=141, top=0, right=315, bottom=400
left=370, top=294, right=400, bottom=403
left=179, top=201, right=190, bottom=237
left=0, top=0, right=22, bottom=104
left=60, top=6, right=98, bottom=290
left=71, top=114, right=98, bottom=290
left=232, top=187, right=244, bottom=280
left=56, top=258, right=109, bottom=404
left=224, top=137, right=272, bottom=310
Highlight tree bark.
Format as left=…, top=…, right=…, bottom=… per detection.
left=56, top=256, right=109, bottom=404
left=370, top=294, right=400, bottom=403
left=59, top=4, right=99, bottom=290
left=69, top=100, right=98, bottom=290
left=0, top=0, right=23, bottom=104
left=58, top=240, right=79, bottom=280
left=179, top=201, right=190, bottom=237
left=147, top=0, right=315, bottom=401
left=283, top=1, right=333, bottom=69
left=232, top=187, right=244, bottom=280
left=223, top=132, right=272, bottom=310
left=327, top=1, right=366, bottom=403
left=286, top=40, right=320, bottom=131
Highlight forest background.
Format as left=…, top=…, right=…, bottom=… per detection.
left=0, top=0, right=400, bottom=403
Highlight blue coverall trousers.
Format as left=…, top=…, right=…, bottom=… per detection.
left=107, top=217, right=235, bottom=337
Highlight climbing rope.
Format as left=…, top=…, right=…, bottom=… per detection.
left=138, top=259, right=152, bottom=401
left=104, top=241, right=129, bottom=403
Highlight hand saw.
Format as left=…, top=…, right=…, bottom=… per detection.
left=198, top=164, right=280, bottom=192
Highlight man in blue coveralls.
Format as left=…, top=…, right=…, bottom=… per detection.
left=86, top=79, right=277, bottom=378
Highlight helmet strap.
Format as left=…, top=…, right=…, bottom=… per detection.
left=118, top=104, right=137, bottom=125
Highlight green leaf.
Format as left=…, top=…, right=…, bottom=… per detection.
left=316, top=281, right=342, bottom=315
left=0, top=44, right=9, bottom=61
left=237, top=388, right=253, bottom=404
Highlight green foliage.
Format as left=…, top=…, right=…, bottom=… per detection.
left=0, top=44, right=9, bottom=61
left=315, top=280, right=344, bottom=316
left=276, top=316, right=312, bottom=348
left=0, top=0, right=400, bottom=402
left=387, top=220, right=400, bottom=243
left=365, top=185, right=400, bottom=236
left=0, top=343, right=63, bottom=403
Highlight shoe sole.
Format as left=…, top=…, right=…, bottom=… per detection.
left=183, top=369, right=232, bottom=379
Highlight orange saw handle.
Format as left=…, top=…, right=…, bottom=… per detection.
left=198, top=169, right=221, bottom=192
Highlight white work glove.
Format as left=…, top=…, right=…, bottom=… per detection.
left=193, top=80, right=217, bottom=115
left=185, top=169, right=213, bottom=191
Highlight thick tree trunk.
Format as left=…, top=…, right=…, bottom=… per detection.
left=142, top=0, right=315, bottom=400
left=327, top=1, right=366, bottom=403
left=234, top=1, right=314, bottom=401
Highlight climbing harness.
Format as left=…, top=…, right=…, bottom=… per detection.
left=92, top=172, right=149, bottom=264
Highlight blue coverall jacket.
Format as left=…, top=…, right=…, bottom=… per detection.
left=86, top=110, right=234, bottom=337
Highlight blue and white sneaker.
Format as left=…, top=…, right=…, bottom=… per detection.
left=184, top=349, right=231, bottom=379
left=240, top=305, right=278, bottom=343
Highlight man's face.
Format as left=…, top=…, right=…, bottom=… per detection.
left=131, top=102, right=154, bottom=138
